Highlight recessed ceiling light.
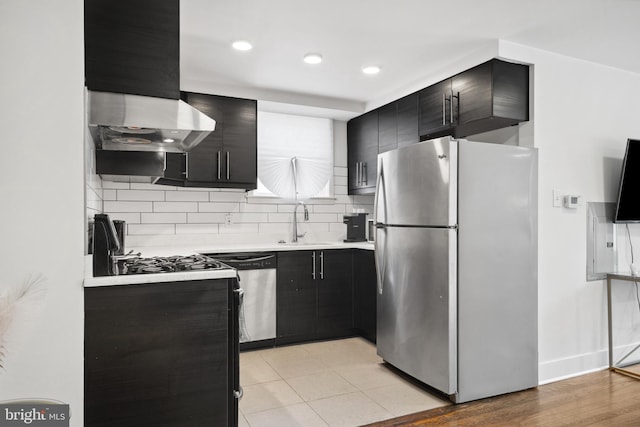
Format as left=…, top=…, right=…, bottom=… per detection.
left=232, top=40, right=252, bottom=51
left=303, top=53, right=323, bottom=64
left=362, top=65, right=381, bottom=75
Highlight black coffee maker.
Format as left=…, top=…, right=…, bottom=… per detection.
left=343, top=213, right=368, bottom=242
left=92, top=214, right=121, bottom=276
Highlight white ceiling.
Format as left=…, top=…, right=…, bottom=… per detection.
left=180, top=0, right=640, bottom=118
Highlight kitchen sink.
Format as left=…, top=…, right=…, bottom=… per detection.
left=277, top=241, right=337, bottom=246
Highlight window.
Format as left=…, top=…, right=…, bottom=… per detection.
left=254, top=111, right=333, bottom=200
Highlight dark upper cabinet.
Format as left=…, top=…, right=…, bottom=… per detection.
left=452, top=59, right=529, bottom=138
left=84, top=0, right=180, bottom=99
left=396, top=93, right=420, bottom=147
left=418, top=79, right=455, bottom=140
left=158, top=92, right=257, bottom=190
left=347, top=111, right=378, bottom=195
left=378, top=102, right=398, bottom=153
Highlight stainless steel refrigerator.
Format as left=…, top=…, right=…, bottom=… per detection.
left=374, top=136, right=538, bottom=403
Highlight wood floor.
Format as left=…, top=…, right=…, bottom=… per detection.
left=364, top=369, right=640, bottom=426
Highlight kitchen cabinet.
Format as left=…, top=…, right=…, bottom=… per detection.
left=85, top=279, right=236, bottom=427
left=84, top=0, right=180, bottom=99
left=419, top=79, right=456, bottom=140
left=347, top=111, right=378, bottom=195
left=276, top=250, right=354, bottom=344
left=354, top=250, right=377, bottom=343
left=452, top=59, right=529, bottom=138
left=420, top=59, right=529, bottom=140
left=157, top=92, right=257, bottom=190
left=378, top=93, right=420, bottom=153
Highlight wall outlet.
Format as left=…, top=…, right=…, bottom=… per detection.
left=553, top=189, right=563, bottom=208
left=225, top=214, right=232, bottom=226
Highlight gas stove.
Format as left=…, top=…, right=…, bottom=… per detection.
left=119, top=254, right=231, bottom=275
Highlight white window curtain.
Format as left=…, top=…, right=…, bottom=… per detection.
left=256, top=111, right=333, bottom=200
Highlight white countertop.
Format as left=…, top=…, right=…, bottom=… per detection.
left=83, top=241, right=374, bottom=287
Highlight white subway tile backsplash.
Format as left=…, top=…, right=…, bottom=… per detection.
left=176, top=224, right=219, bottom=234
left=104, top=201, right=153, bottom=212
left=131, top=182, right=176, bottom=191
left=313, top=204, right=347, bottom=213
left=141, top=212, right=187, bottom=224
left=209, top=192, right=247, bottom=203
left=334, top=176, right=348, bottom=186
left=218, top=223, right=259, bottom=234
left=165, top=191, right=209, bottom=202
left=102, top=189, right=117, bottom=200
left=199, top=202, right=240, bottom=213
left=230, top=212, right=269, bottom=223
left=94, top=168, right=375, bottom=243
left=102, top=181, right=130, bottom=189
left=240, top=203, right=278, bottom=213
left=128, top=224, right=175, bottom=235
left=309, top=213, right=340, bottom=223
left=187, top=213, right=227, bottom=224
left=117, top=189, right=165, bottom=201
left=108, top=212, right=141, bottom=224
left=153, top=201, right=198, bottom=212
left=267, top=213, right=291, bottom=223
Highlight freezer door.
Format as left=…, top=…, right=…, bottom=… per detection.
left=376, top=225, right=457, bottom=395
left=375, top=137, right=457, bottom=227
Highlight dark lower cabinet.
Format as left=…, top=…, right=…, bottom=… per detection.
left=354, top=250, right=377, bottom=343
left=276, top=251, right=317, bottom=339
left=317, top=250, right=354, bottom=338
left=85, top=279, right=236, bottom=427
left=276, top=250, right=354, bottom=344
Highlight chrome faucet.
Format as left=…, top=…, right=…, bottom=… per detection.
left=292, top=201, right=309, bottom=242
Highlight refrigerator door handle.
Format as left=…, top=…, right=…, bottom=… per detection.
left=373, top=159, right=387, bottom=295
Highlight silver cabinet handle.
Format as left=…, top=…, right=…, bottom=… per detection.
left=450, top=89, right=454, bottom=125
left=184, top=153, right=189, bottom=179
left=319, top=251, right=324, bottom=280
left=226, top=151, right=230, bottom=180
left=163, top=153, right=167, bottom=173
left=362, top=162, right=367, bottom=186
left=356, top=162, right=360, bottom=186
left=442, top=93, right=446, bottom=125
left=217, top=151, right=221, bottom=180
left=312, top=251, right=316, bottom=280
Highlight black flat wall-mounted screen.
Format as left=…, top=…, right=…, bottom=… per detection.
left=615, top=139, right=640, bottom=222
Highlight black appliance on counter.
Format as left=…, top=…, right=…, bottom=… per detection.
left=92, top=214, right=121, bottom=276
left=343, top=213, right=368, bottom=242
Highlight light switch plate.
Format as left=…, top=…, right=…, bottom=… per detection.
left=553, top=189, right=563, bottom=207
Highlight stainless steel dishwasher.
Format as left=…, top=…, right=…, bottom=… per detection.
left=206, top=252, right=277, bottom=348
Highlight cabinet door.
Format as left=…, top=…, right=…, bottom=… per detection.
left=418, top=79, right=454, bottom=140
left=354, top=250, right=377, bottom=343
left=221, top=97, right=257, bottom=188
left=452, top=61, right=493, bottom=126
left=181, top=92, right=225, bottom=182
left=378, top=102, right=398, bottom=153
left=317, top=250, right=354, bottom=337
left=452, top=59, right=529, bottom=138
left=85, top=280, right=230, bottom=427
left=347, top=111, right=378, bottom=194
left=397, top=93, right=419, bottom=147
left=276, top=251, right=317, bottom=339
left=84, top=0, right=180, bottom=99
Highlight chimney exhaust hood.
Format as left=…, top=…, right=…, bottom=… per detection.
left=88, top=90, right=216, bottom=153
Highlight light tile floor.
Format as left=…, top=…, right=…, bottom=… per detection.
left=239, top=337, right=450, bottom=427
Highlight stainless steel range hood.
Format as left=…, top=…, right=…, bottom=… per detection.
left=88, top=90, right=216, bottom=153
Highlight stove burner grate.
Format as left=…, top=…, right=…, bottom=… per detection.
left=120, top=254, right=230, bottom=275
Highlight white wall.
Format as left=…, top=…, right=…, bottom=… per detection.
left=0, top=1, right=85, bottom=424
left=499, top=41, right=640, bottom=382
